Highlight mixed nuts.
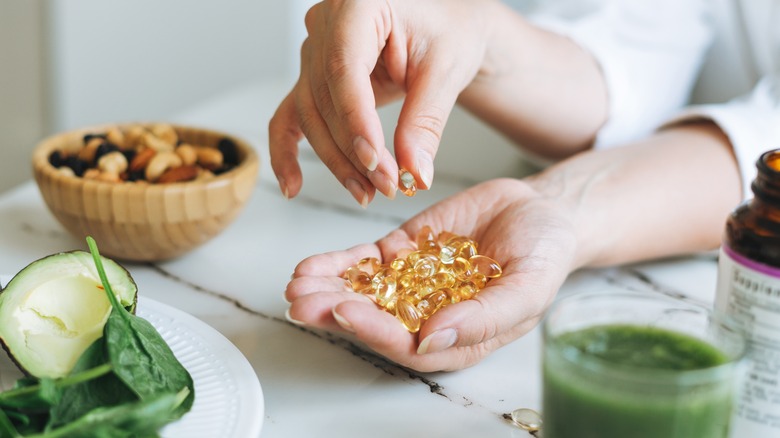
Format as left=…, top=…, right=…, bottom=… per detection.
left=48, top=123, right=241, bottom=184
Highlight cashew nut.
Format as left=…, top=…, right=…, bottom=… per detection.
left=151, top=123, right=178, bottom=146
left=124, top=125, right=147, bottom=149
left=97, top=151, right=128, bottom=175
left=106, top=127, right=126, bottom=149
left=141, top=132, right=175, bottom=152
left=175, top=143, right=197, bottom=166
left=195, top=147, right=223, bottom=170
left=145, top=151, right=182, bottom=182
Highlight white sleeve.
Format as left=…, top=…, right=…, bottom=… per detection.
left=663, top=75, right=780, bottom=200
left=528, top=0, right=713, bottom=148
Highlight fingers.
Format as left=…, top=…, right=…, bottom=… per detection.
left=287, top=290, right=375, bottom=332
left=417, top=267, right=560, bottom=356
left=307, top=1, right=398, bottom=200
left=319, top=6, right=400, bottom=198
left=269, top=93, right=305, bottom=199
left=393, top=64, right=459, bottom=191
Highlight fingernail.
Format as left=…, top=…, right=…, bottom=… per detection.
left=332, top=308, right=355, bottom=333
left=285, top=309, right=307, bottom=326
left=278, top=178, right=289, bottom=199
left=367, top=169, right=397, bottom=200
left=417, top=154, right=433, bottom=188
left=417, top=328, right=457, bottom=354
left=354, top=136, right=378, bottom=171
left=345, top=178, right=368, bottom=208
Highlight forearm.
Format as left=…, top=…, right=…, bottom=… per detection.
left=526, top=122, right=741, bottom=268
left=458, top=1, right=608, bottom=159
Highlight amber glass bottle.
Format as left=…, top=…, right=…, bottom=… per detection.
left=716, top=149, right=780, bottom=437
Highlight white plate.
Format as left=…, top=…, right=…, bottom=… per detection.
left=0, top=275, right=264, bottom=438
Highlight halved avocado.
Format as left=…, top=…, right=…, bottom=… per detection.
left=0, top=251, right=137, bottom=379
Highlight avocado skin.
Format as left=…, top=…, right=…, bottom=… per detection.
left=0, top=250, right=138, bottom=378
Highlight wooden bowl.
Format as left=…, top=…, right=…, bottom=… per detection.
left=32, top=123, right=259, bottom=261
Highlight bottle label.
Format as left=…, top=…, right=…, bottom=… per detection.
left=716, top=245, right=780, bottom=435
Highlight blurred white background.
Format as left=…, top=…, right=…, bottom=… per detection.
left=0, top=0, right=535, bottom=193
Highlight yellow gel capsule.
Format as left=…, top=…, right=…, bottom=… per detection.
left=470, top=255, right=502, bottom=278
left=450, top=257, right=473, bottom=280
left=458, top=281, right=478, bottom=300
left=345, top=267, right=372, bottom=293
left=357, top=257, right=381, bottom=275
left=471, top=272, right=488, bottom=290
left=416, top=225, right=435, bottom=248
left=390, top=257, right=408, bottom=272
left=414, top=255, right=439, bottom=278
left=399, top=168, right=417, bottom=197
left=395, top=298, right=422, bottom=333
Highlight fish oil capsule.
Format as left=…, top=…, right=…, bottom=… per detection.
left=395, top=298, right=422, bottom=332
left=426, top=289, right=448, bottom=309
left=419, top=239, right=439, bottom=254
left=450, top=257, right=474, bottom=280
left=372, top=268, right=398, bottom=306
left=357, top=257, right=381, bottom=275
left=397, top=272, right=416, bottom=291
left=458, top=281, right=478, bottom=300
left=510, top=408, right=542, bottom=432
left=456, top=240, right=478, bottom=259
left=399, top=168, right=417, bottom=196
left=416, top=278, right=436, bottom=298
left=414, top=255, right=440, bottom=278
left=406, top=250, right=425, bottom=265
left=436, top=230, right=458, bottom=245
left=470, top=255, right=503, bottom=278
left=471, top=272, right=488, bottom=290
left=416, top=299, right=434, bottom=318
left=431, top=271, right=455, bottom=289
left=439, top=245, right=456, bottom=265
left=416, top=225, right=435, bottom=247
left=390, top=257, right=408, bottom=272
left=440, top=287, right=460, bottom=304
left=345, top=267, right=372, bottom=293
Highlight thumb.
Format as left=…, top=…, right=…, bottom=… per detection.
left=416, top=274, right=558, bottom=355
left=393, top=68, right=459, bottom=190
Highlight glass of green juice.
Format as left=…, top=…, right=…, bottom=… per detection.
left=542, top=291, right=746, bottom=438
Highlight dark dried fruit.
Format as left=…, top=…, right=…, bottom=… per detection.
left=218, top=138, right=240, bottom=166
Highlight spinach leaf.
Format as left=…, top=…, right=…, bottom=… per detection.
left=46, top=340, right=136, bottom=429
left=86, top=237, right=194, bottom=420
left=0, top=364, right=110, bottom=412
left=0, top=408, right=21, bottom=437
left=27, top=388, right=189, bottom=438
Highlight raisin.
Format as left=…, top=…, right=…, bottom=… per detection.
left=217, top=138, right=240, bottom=166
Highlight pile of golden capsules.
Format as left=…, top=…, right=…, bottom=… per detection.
left=343, top=226, right=503, bottom=333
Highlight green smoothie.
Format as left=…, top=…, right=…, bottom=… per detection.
left=543, top=324, right=736, bottom=438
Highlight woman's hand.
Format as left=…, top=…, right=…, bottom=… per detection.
left=268, top=0, right=497, bottom=205
left=285, top=178, right=578, bottom=371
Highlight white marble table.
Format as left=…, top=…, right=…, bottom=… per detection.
left=0, top=79, right=722, bottom=437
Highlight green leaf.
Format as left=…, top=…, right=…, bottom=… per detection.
left=86, top=237, right=194, bottom=419
left=0, top=408, right=21, bottom=437
left=27, top=388, right=189, bottom=438
left=47, top=339, right=137, bottom=429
